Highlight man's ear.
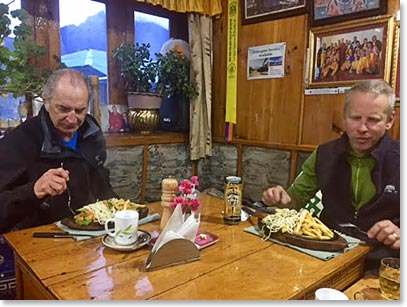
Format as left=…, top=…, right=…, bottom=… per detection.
left=385, top=111, right=395, bottom=130
left=43, top=99, right=49, bottom=111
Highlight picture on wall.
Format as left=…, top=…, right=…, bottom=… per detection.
left=307, top=16, right=394, bottom=88
left=247, top=42, right=286, bottom=80
left=100, top=104, right=131, bottom=133
left=310, top=0, right=386, bottom=27
left=391, top=21, right=400, bottom=101
left=241, top=0, right=308, bottom=25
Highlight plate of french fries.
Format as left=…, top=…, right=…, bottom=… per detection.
left=258, top=208, right=347, bottom=251
left=61, top=198, right=149, bottom=231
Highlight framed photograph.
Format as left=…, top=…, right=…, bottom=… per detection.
left=390, top=21, right=400, bottom=101
left=307, top=16, right=394, bottom=88
left=100, top=104, right=131, bottom=133
left=310, top=0, right=386, bottom=27
left=241, top=0, right=308, bottom=25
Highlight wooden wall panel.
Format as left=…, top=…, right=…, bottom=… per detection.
left=301, top=94, right=345, bottom=145
left=236, top=15, right=307, bottom=144
left=389, top=106, right=400, bottom=140
left=23, top=0, right=60, bottom=70
left=106, top=0, right=134, bottom=105
left=212, top=0, right=400, bottom=147
left=212, top=14, right=228, bottom=140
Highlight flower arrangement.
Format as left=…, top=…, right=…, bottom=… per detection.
left=171, top=176, right=201, bottom=214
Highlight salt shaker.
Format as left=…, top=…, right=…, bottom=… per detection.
left=160, top=177, right=178, bottom=230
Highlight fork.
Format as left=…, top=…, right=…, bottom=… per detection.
left=338, top=223, right=368, bottom=235
left=61, top=162, right=75, bottom=216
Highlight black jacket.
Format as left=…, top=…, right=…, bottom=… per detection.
left=316, top=133, right=400, bottom=272
left=0, top=107, right=117, bottom=234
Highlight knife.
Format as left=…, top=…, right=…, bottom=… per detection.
left=241, top=206, right=272, bottom=219
left=242, top=199, right=276, bottom=214
left=33, top=232, right=97, bottom=238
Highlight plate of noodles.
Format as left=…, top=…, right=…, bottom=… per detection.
left=61, top=198, right=149, bottom=231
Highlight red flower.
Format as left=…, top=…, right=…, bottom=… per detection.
left=171, top=176, right=201, bottom=214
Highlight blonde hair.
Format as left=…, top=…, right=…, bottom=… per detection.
left=344, top=80, right=395, bottom=119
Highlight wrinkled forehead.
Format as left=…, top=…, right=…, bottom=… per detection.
left=52, top=76, right=89, bottom=103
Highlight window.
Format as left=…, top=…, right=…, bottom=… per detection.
left=59, top=0, right=108, bottom=105
left=0, top=0, right=22, bottom=128
left=134, top=11, right=169, bottom=60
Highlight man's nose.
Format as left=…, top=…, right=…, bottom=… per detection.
left=66, top=111, right=77, bottom=123
left=358, top=120, right=369, bottom=131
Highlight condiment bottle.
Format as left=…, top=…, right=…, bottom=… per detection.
left=160, top=177, right=178, bottom=230
left=223, top=176, right=243, bottom=225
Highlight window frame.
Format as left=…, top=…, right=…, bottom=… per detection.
left=23, top=0, right=188, bottom=109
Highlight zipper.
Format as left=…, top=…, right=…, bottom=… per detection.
left=354, top=158, right=361, bottom=205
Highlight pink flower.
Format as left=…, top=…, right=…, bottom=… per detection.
left=171, top=176, right=201, bottom=214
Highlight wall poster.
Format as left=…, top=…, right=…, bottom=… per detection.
left=247, top=42, right=286, bottom=80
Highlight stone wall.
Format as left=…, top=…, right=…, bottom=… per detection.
left=105, top=143, right=310, bottom=204
left=106, top=143, right=192, bottom=203
left=105, top=146, right=144, bottom=202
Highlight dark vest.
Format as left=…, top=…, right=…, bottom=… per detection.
left=315, top=134, right=400, bottom=272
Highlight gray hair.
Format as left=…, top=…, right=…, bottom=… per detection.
left=42, top=68, right=94, bottom=107
left=344, top=80, right=396, bottom=119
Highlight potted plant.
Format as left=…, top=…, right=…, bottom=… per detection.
left=112, top=42, right=198, bottom=133
left=0, top=3, right=52, bottom=116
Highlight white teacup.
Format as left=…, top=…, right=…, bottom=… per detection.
left=105, top=210, right=139, bottom=245
left=315, top=288, right=349, bottom=300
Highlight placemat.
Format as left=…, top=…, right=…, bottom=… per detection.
left=244, top=225, right=362, bottom=261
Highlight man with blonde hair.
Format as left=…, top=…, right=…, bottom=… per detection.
left=263, top=80, right=399, bottom=274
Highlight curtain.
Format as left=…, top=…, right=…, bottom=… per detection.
left=188, top=14, right=213, bottom=160
left=136, top=0, right=222, bottom=16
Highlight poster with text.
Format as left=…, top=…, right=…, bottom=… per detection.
left=247, top=42, right=285, bottom=80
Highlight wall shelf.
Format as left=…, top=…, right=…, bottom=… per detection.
left=105, top=132, right=189, bottom=148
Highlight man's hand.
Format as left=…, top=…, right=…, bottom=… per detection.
left=262, top=185, right=292, bottom=206
left=368, top=220, right=400, bottom=250
left=33, top=167, right=70, bottom=199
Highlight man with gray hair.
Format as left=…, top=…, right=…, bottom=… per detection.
left=263, top=80, right=399, bottom=274
left=0, top=68, right=117, bottom=234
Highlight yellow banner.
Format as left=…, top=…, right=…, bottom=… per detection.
left=225, top=0, right=238, bottom=124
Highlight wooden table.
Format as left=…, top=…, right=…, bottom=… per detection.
left=344, top=275, right=384, bottom=300
left=4, top=194, right=371, bottom=300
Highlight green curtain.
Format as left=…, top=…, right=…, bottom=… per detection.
left=136, top=0, right=222, bottom=16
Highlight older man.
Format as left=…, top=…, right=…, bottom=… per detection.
left=0, top=69, right=117, bottom=234
left=263, top=80, right=399, bottom=273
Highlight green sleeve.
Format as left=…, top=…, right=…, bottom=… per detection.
left=287, top=149, right=320, bottom=209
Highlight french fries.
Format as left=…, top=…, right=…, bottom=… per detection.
left=108, top=198, right=146, bottom=211
left=261, top=208, right=334, bottom=240
left=293, top=210, right=334, bottom=240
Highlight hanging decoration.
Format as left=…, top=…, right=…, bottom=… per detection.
left=225, top=0, right=238, bottom=142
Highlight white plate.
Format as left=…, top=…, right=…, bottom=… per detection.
left=102, top=230, right=151, bottom=251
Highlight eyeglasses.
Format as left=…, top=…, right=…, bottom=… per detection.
left=61, top=162, right=75, bottom=216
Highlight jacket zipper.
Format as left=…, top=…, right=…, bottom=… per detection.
left=353, top=158, right=362, bottom=222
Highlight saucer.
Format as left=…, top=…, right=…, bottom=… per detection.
left=102, top=230, right=151, bottom=251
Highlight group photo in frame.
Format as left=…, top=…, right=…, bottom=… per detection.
left=310, top=0, right=386, bottom=27
left=241, top=0, right=308, bottom=25
left=307, top=16, right=394, bottom=88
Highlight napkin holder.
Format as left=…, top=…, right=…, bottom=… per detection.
left=146, top=238, right=200, bottom=271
